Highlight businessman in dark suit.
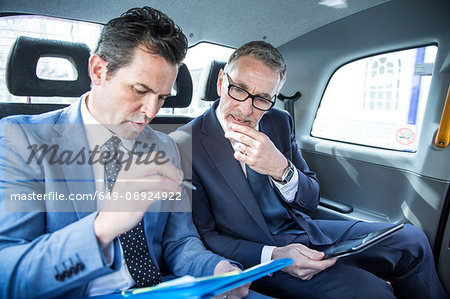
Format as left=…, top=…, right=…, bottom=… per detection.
left=172, top=41, right=448, bottom=299
left=0, top=7, right=249, bottom=298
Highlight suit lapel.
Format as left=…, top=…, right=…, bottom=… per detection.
left=259, top=112, right=279, bottom=149
left=200, top=102, right=273, bottom=241
left=52, top=99, right=96, bottom=218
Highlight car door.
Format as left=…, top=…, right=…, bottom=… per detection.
left=278, top=0, right=450, bottom=292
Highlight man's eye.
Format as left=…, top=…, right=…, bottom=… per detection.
left=255, top=96, right=271, bottom=104
left=134, top=88, right=147, bottom=95
left=231, top=86, right=246, bottom=95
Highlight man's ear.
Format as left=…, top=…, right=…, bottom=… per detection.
left=89, top=54, right=107, bottom=86
left=217, top=69, right=224, bottom=97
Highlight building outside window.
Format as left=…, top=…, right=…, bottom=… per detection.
left=312, top=45, right=437, bottom=151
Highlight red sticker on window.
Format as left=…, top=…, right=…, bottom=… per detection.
left=396, top=128, right=415, bottom=145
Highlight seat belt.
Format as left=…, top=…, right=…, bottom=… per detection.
left=277, top=91, right=301, bottom=133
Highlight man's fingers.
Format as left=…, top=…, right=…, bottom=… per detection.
left=305, top=256, right=335, bottom=270
left=230, top=283, right=251, bottom=298
left=292, top=253, right=337, bottom=279
left=233, top=150, right=251, bottom=164
left=220, top=282, right=251, bottom=299
left=225, top=131, right=255, bottom=148
left=213, top=261, right=250, bottom=299
left=291, top=258, right=336, bottom=280
left=231, top=141, right=256, bottom=157
left=297, top=247, right=338, bottom=266
left=292, top=243, right=324, bottom=260
left=227, top=123, right=261, bottom=139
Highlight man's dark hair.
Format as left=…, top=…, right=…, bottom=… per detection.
left=94, top=6, right=188, bottom=77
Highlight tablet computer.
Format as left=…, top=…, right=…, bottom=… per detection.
left=323, top=223, right=404, bottom=259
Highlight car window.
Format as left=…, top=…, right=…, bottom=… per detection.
left=159, top=42, right=234, bottom=117
left=311, top=45, right=437, bottom=152
left=0, top=15, right=234, bottom=118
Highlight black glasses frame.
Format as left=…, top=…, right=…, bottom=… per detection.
left=225, top=73, right=276, bottom=111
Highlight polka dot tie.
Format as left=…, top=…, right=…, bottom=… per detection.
left=104, top=136, right=122, bottom=192
left=104, top=136, right=162, bottom=288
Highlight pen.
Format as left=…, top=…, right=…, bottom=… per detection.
left=154, top=172, right=197, bottom=190
left=182, top=180, right=197, bottom=190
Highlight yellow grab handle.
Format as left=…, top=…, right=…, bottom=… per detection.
left=435, top=85, right=450, bottom=148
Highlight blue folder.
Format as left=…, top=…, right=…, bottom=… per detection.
left=91, top=258, right=292, bottom=299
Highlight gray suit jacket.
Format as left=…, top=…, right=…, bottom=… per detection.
left=0, top=99, right=223, bottom=298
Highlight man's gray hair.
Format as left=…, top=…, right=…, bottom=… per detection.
left=224, top=41, right=287, bottom=90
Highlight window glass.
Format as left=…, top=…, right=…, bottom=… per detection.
left=36, top=57, right=78, bottom=81
left=0, top=16, right=233, bottom=118
left=0, top=15, right=102, bottom=103
left=158, top=42, right=234, bottom=117
left=0, top=15, right=234, bottom=117
left=311, top=45, right=437, bottom=152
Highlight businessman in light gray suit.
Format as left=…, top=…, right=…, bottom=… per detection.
left=0, top=7, right=249, bottom=299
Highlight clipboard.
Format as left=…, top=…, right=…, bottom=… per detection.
left=323, top=223, right=404, bottom=259
left=90, top=258, right=292, bottom=299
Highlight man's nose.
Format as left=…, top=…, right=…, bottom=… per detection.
left=238, top=97, right=253, bottom=116
left=140, top=96, right=160, bottom=119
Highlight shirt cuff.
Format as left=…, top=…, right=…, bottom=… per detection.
left=271, top=167, right=299, bottom=203
left=261, top=245, right=276, bottom=264
left=102, top=240, right=115, bottom=267
left=228, top=260, right=244, bottom=270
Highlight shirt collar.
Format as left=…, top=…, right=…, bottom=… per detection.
left=80, top=93, right=135, bottom=151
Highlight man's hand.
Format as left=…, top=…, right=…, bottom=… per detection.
left=272, top=243, right=337, bottom=280
left=213, top=260, right=250, bottom=299
left=94, top=154, right=183, bottom=250
left=225, top=123, right=288, bottom=180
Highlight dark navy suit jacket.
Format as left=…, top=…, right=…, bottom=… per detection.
left=173, top=100, right=356, bottom=269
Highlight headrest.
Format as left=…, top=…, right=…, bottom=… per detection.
left=198, top=60, right=226, bottom=102
left=163, top=63, right=192, bottom=108
left=6, top=36, right=192, bottom=108
left=6, top=36, right=91, bottom=97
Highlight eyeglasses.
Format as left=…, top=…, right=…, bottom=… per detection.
left=224, top=73, right=276, bottom=111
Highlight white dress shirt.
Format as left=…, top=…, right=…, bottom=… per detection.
left=80, top=93, right=136, bottom=296
left=215, top=108, right=299, bottom=263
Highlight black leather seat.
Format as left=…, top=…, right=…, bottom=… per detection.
left=198, top=60, right=226, bottom=102
left=152, top=63, right=194, bottom=125
left=2, top=36, right=90, bottom=118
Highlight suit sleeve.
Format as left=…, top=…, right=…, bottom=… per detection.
left=162, top=211, right=226, bottom=277
left=191, top=169, right=265, bottom=269
left=0, top=119, right=121, bottom=298
left=282, top=111, right=320, bottom=213
left=160, top=137, right=225, bottom=277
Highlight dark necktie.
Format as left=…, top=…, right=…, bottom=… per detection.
left=246, top=165, right=330, bottom=245
left=104, top=136, right=162, bottom=287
